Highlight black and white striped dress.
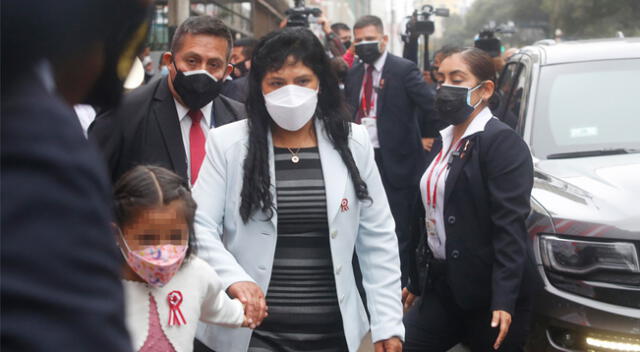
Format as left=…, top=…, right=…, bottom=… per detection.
left=248, top=147, right=348, bottom=352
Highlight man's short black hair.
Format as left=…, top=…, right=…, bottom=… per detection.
left=234, top=37, right=258, bottom=60
left=331, top=23, right=350, bottom=33
left=353, top=15, right=384, bottom=33
left=170, top=16, right=233, bottom=60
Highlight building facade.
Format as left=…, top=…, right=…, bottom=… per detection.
left=149, top=0, right=290, bottom=50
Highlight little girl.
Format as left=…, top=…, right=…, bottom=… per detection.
left=113, top=165, right=246, bottom=352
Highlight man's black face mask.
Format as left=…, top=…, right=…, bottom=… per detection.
left=83, top=2, right=152, bottom=110
left=355, top=41, right=382, bottom=65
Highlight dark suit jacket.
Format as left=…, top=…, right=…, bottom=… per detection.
left=221, top=75, right=249, bottom=104
left=89, top=77, right=246, bottom=183
left=1, top=69, right=131, bottom=351
left=408, top=118, right=535, bottom=315
left=345, top=53, right=435, bottom=188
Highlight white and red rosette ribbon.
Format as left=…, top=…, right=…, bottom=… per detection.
left=340, top=198, right=349, bottom=212
left=167, top=290, right=186, bottom=326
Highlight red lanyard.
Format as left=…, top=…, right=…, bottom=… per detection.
left=425, top=140, right=462, bottom=209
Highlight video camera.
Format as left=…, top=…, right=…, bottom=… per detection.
left=474, top=24, right=515, bottom=57
left=405, top=5, right=449, bottom=37
left=402, top=4, right=449, bottom=71
left=285, top=0, right=322, bottom=28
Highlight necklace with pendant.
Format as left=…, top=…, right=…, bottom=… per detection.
left=287, top=147, right=301, bottom=164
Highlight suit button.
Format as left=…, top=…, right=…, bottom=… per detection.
left=258, top=265, right=266, bottom=270
left=451, top=250, right=460, bottom=259
left=339, top=294, right=345, bottom=303
left=331, top=230, right=338, bottom=239
left=335, top=265, right=342, bottom=275
left=448, top=216, right=456, bottom=225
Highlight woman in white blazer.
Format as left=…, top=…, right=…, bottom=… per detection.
left=192, top=28, right=403, bottom=352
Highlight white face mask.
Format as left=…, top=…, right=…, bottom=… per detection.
left=264, top=84, right=318, bottom=131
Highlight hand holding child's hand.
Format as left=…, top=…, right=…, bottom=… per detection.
left=228, top=281, right=268, bottom=329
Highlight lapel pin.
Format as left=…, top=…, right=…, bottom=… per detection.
left=460, top=140, right=472, bottom=159
left=167, top=290, right=186, bottom=326
left=340, top=198, right=349, bottom=212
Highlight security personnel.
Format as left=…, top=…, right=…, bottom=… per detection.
left=403, top=47, right=535, bottom=352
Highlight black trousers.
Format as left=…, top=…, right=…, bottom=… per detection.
left=374, top=149, right=415, bottom=287
left=194, top=339, right=215, bottom=352
left=403, top=262, right=531, bottom=352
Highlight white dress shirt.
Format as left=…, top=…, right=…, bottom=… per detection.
left=420, top=107, right=495, bottom=259
left=359, top=50, right=388, bottom=149
left=73, top=104, right=96, bottom=138
left=174, top=99, right=213, bottom=182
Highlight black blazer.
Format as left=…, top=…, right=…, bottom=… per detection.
left=221, top=75, right=249, bottom=103
left=344, top=53, right=436, bottom=188
left=1, top=70, right=130, bottom=351
left=408, top=117, right=535, bottom=315
left=89, top=77, right=246, bottom=183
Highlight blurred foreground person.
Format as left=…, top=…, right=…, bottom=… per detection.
left=1, top=0, right=152, bottom=351
left=403, top=47, right=535, bottom=351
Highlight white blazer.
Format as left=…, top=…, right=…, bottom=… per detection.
left=192, top=119, right=404, bottom=352
left=123, top=256, right=244, bottom=352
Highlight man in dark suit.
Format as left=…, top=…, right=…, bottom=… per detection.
left=1, top=0, right=151, bottom=350
left=91, top=16, right=245, bottom=185
left=344, top=15, right=437, bottom=286
left=221, top=37, right=257, bottom=103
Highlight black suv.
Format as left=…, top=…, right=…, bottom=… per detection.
left=497, top=38, right=640, bottom=352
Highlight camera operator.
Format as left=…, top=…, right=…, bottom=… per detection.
left=332, top=22, right=357, bottom=68
left=474, top=30, right=519, bottom=129
left=418, top=46, right=457, bottom=155
left=317, top=16, right=348, bottom=58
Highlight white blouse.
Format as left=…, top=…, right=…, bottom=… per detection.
left=123, top=256, right=244, bottom=352
left=420, top=107, right=495, bottom=259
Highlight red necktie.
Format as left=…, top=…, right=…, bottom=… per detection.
left=188, top=110, right=206, bottom=185
left=356, top=65, right=375, bottom=124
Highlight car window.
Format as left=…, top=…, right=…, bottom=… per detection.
left=508, top=64, right=527, bottom=130
left=531, top=59, right=640, bottom=159
left=496, top=62, right=524, bottom=130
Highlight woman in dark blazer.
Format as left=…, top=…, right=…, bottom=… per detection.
left=402, top=47, right=535, bottom=352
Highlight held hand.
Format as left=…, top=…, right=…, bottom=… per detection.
left=401, top=287, right=417, bottom=312
left=227, top=281, right=268, bottom=329
left=374, top=337, right=403, bottom=352
left=491, top=310, right=512, bottom=350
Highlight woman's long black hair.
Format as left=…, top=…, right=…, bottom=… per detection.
left=239, top=27, right=370, bottom=223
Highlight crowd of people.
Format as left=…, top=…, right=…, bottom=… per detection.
left=1, top=1, right=534, bottom=351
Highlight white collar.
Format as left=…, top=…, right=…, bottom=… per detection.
left=174, top=98, right=213, bottom=127
left=440, top=106, right=495, bottom=141
left=366, top=50, right=388, bottom=73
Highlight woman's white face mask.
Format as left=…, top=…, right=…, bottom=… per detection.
left=264, top=84, right=318, bottom=131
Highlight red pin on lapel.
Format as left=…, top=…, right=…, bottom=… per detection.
left=167, top=290, right=186, bottom=326
left=340, top=198, right=349, bottom=212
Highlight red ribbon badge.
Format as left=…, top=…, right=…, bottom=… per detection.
left=340, top=198, right=349, bottom=212
left=167, top=290, right=186, bottom=326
